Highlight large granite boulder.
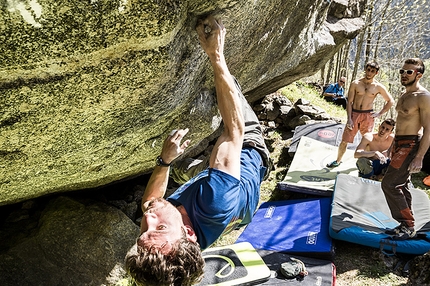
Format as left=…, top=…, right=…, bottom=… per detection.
left=0, top=196, right=140, bottom=285
left=0, top=0, right=365, bottom=205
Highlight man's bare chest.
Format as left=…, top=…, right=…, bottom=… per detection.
left=396, top=93, right=419, bottom=115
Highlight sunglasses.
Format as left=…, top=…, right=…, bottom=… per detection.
left=340, top=81, right=345, bottom=83
left=399, top=69, right=416, bottom=75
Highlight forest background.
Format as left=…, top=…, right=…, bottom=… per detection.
left=320, top=0, right=430, bottom=118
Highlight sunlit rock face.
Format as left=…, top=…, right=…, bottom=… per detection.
left=0, top=0, right=365, bottom=205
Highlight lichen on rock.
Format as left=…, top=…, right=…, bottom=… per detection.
left=0, top=0, right=365, bottom=205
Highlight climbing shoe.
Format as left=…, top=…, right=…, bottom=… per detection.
left=326, top=160, right=341, bottom=168
left=391, top=225, right=416, bottom=241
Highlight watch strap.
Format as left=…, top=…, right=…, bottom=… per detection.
left=156, top=156, right=171, bottom=167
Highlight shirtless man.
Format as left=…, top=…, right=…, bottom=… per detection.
left=354, top=119, right=395, bottom=180
left=327, top=61, right=394, bottom=167
left=382, top=58, right=430, bottom=240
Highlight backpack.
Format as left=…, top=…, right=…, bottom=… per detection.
left=320, top=84, right=331, bottom=98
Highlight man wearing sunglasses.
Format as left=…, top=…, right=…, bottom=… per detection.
left=382, top=58, right=430, bottom=240
left=327, top=61, right=394, bottom=168
left=322, top=76, right=347, bottom=109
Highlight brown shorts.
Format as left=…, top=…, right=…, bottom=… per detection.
left=390, top=136, right=419, bottom=169
left=342, top=109, right=374, bottom=143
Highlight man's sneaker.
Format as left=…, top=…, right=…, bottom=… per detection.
left=384, top=224, right=403, bottom=235
left=326, top=160, right=341, bottom=168
left=391, top=225, right=416, bottom=241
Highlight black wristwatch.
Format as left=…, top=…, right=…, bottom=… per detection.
left=156, top=156, right=171, bottom=167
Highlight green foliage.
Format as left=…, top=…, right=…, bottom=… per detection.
left=115, top=278, right=135, bottom=286
left=411, top=171, right=430, bottom=196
